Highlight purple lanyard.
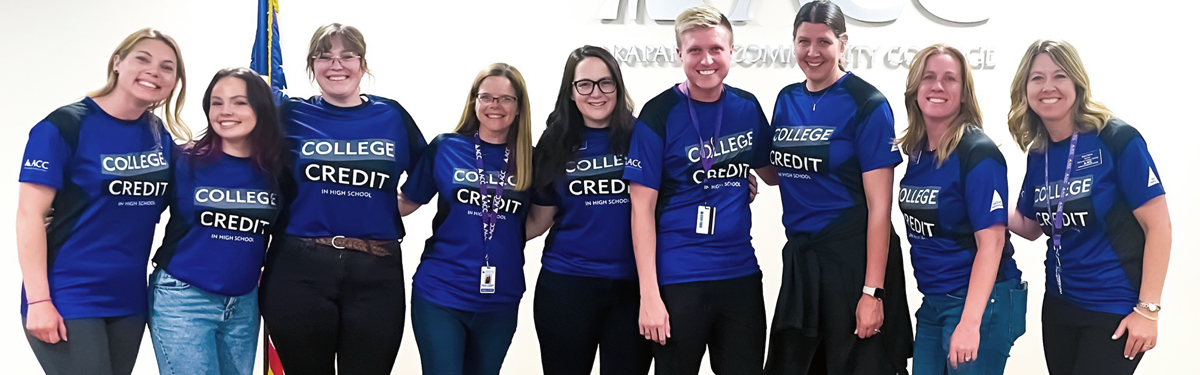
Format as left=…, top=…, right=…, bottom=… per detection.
left=1044, top=132, right=1078, bottom=294
left=680, top=81, right=723, bottom=183
left=473, top=132, right=510, bottom=245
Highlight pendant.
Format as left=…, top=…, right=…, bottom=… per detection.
left=812, top=104, right=816, bottom=111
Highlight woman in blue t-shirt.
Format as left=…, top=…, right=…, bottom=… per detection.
left=525, top=46, right=651, bottom=375
left=16, top=28, right=190, bottom=375
left=399, top=63, right=534, bottom=375
left=761, top=2, right=912, bottom=374
left=896, top=45, right=1026, bottom=375
left=256, top=23, right=427, bottom=375
left=1007, top=40, right=1172, bottom=375
left=148, top=67, right=286, bottom=375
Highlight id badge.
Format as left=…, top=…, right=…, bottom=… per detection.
left=695, top=205, right=716, bottom=235
left=480, top=266, right=497, bottom=294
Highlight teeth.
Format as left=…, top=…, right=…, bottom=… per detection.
left=588, top=102, right=607, bottom=107
left=329, top=76, right=347, bottom=81
left=928, top=98, right=947, bottom=103
left=698, top=70, right=715, bottom=75
left=136, top=80, right=158, bottom=89
left=1041, top=98, right=1060, bottom=104
left=219, top=121, right=238, bottom=126
left=485, top=114, right=504, bottom=119
left=806, top=61, right=822, bottom=67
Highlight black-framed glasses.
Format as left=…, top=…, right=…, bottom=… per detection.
left=312, top=53, right=361, bottom=66
left=572, top=78, right=617, bottom=95
left=476, top=93, right=518, bottom=106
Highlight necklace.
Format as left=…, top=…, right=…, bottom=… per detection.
left=808, top=85, right=829, bottom=111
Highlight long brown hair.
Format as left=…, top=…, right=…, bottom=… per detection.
left=89, top=28, right=190, bottom=142
left=453, top=63, right=533, bottom=191
left=1007, top=40, right=1112, bottom=152
left=897, top=44, right=982, bottom=166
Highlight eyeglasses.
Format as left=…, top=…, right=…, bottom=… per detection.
left=476, top=93, right=518, bottom=106
left=572, top=78, right=617, bottom=95
left=312, top=53, right=361, bottom=67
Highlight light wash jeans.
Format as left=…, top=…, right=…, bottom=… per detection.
left=148, top=269, right=259, bottom=375
left=913, top=278, right=1028, bottom=375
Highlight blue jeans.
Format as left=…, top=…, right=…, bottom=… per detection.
left=411, top=293, right=519, bottom=375
left=148, top=269, right=259, bottom=375
left=913, top=278, right=1028, bottom=375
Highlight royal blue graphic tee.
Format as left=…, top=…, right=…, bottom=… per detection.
left=770, top=73, right=902, bottom=234
left=281, top=95, right=426, bottom=240
left=402, top=133, right=530, bottom=312
left=18, top=97, right=172, bottom=318
left=153, top=152, right=279, bottom=297
left=1017, top=119, right=1164, bottom=315
left=623, top=84, right=770, bottom=285
left=899, top=129, right=1021, bottom=295
left=533, top=127, right=635, bottom=280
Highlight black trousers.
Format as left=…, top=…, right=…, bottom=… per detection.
left=1042, top=293, right=1143, bottom=375
left=654, top=272, right=767, bottom=375
left=24, top=315, right=144, bottom=375
left=259, top=236, right=406, bottom=375
left=533, top=269, right=652, bottom=375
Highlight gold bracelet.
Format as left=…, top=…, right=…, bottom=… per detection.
left=1133, top=307, right=1159, bottom=321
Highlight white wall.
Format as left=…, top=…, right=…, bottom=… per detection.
left=1, top=0, right=1196, bottom=374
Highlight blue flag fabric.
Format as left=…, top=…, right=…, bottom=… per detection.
left=250, top=0, right=287, bottom=90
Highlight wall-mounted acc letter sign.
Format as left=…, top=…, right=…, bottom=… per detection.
left=599, top=0, right=988, bottom=24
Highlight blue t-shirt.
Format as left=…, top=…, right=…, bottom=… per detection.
left=281, top=95, right=426, bottom=240
left=402, top=133, right=531, bottom=312
left=622, top=84, right=770, bottom=285
left=18, top=97, right=172, bottom=318
left=153, top=152, right=279, bottom=297
left=533, top=127, right=635, bottom=280
left=770, top=73, right=902, bottom=234
left=899, top=129, right=1021, bottom=295
left=1017, top=119, right=1165, bottom=315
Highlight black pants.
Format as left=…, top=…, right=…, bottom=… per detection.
left=655, top=272, right=766, bottom=375
left=259, top=236, right=406, bottom=375
left=533, top=269, right=652, bottom=375
left=1042, top=293, right=1143, bottom=375
left=24, top=315, right=144, bottom=375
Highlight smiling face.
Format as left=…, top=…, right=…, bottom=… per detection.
left=112, top=39, right=178, bottom=106
left=1025, top=53, right=1077, bottom=129
left=207, top=76, right=257, bottom=148
left=793, top=22, right=845, bottom=89
left=678, top=26, right=731, bottom=100
left=312, top=38, right=364, bottom=105
left=475, top=75, right=519, bottom=141
left=916, top=53, right=963, bottom=126
left=572, top=57, right=617, bottom=128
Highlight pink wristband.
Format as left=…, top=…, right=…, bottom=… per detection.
left=26, top=299, right=51, bottom=306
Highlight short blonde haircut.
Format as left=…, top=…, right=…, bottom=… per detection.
left=305, top=23, right=370, bottom=80
left=897, top=44, right=982, bottom=166
left=89, top=28, right=190, bottom=142
left=674, top=5, right=733, bottom=48
left=1007, top=40, right=1112, bottom=153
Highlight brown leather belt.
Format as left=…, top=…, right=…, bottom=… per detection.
left=300, top=236, right=397, bottom=257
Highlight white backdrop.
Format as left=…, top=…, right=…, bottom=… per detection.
left=1, top=0, right=1197, bottom=374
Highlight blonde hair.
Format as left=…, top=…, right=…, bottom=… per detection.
left=1007, top=40, right=1113, bottom=152
left=89, top=28, right=190, bottom=142
left=306, top=23, right=370, bottom=80
left=453, top=63, right=533, bottom=191
left=897, top=44, right=982, bottom=166
left=674, top=5, right=733, bottom=48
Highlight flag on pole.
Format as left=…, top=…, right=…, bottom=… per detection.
left=250, top=0, right=287, bottom=90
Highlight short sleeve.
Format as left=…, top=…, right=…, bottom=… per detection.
left=403, top=114, right=429, bottom=176
left=964, top=158, right=1008, bottom=232
left=1112, top=135, right=1164, bottom=209
left=750, top=101, right=771, bottom=169
left=1016, top=153, right=1037, bottom=220
left=855, top=101, right=902, bottom=172
left=400, top=135, right=443, bottom=205
left=18, top=121, right=71, bottom=189
left=623, top=119, right=664, bottom=190
left=530, top=181, right=560, bottom=207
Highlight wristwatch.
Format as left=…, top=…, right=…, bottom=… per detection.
left=1137, top=301, right=1162, bottom=313
left=863, top=286, right=885, bottom=300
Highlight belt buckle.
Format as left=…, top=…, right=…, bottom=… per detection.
left=331, top=235, right=346, bottom=250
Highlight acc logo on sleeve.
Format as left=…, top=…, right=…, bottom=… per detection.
left=23, top=159, right=50, bottom=171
